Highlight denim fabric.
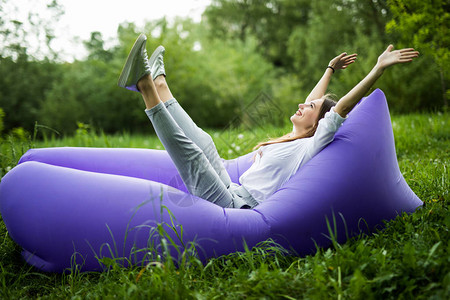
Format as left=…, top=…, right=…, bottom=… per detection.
left=145, top=99, right=257, bottom=209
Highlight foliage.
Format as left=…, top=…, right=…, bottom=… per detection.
left=145, top=18, right=276, bottom=128
left=204, top=0, right=312, bottom=68
left=205, top=0, right=443, bottom=114
left=39, top=57, right=147, bottom=134
left=0, top=0, right=64, bottom=60
left=386, top=0, right=449, bottom=107
left=205, top=0, right=390, bottom=70
left=0, top=112, right=448, bottom=299
left=36, top=18, right=276, bottom=134
left=0, top=56, right=61, bottom=133
left=0, top=0, right=446, bottom=136
left=386, top=0, right=449, bottom=74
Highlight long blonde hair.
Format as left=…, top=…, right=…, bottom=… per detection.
left=254, top=94, right=337, bottom=150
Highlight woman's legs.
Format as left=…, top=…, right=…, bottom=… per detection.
left=137, top=75, right=234, bottom=207
left=118, top=34, right=236, bottom=207
left=153, top=75, right=232, bottom=187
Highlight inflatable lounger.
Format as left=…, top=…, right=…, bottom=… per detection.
left=0, top=89, right=422, bottom=272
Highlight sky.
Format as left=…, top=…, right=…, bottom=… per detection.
left=3, top=0, right=212, bottom=61
left=58, top=0, right=211, bottom=39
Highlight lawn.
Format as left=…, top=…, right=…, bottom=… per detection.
left=0, top=112, right=448, bottom=299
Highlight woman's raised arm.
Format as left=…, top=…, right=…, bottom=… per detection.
left=334, top=45, right=419, bottom=117
left=305, top=52, right=358, bottom=103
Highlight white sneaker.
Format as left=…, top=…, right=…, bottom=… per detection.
left=148, top=45, right=166, bottom=80
left=118, top=34, right=151, bottom=92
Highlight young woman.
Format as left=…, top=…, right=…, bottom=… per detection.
left=118, top=34, right=418, bottom=209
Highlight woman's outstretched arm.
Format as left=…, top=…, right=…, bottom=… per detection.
left=305, top=52, right=358, bottom=103
left=334, top=45, right=419, bottom=117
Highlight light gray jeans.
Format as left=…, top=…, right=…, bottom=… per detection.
left=145, top=99, right=258, bottom=209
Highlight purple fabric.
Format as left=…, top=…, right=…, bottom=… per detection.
left=0, top=89, right=422, bottom=272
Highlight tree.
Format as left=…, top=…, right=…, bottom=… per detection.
left=204, top=0, right=312, bottom=68
left=83, top=32, right=113, bottom=62
left=204, top=0, right=443, bottom=112
left=386, top=0, right=449, bottom=108
left=0, top=0, right=64, bottom=60
left=0, top=56, right=61, bottom=133
left=0, top=0, right=64, bottom=133
left=204, top=0, right=393, bottom=69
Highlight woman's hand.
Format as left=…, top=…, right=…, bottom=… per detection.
left=335, top=44, right=419, bottom=117
left=305, top=51, right=357, bottom=102
left=376, top=45, right=419, bottom=70
left=329, top=52, right=358, bottom=70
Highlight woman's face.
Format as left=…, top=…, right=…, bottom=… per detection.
left=290, top=99, right=324, bottom=133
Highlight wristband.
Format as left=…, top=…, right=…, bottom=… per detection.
left=327, top=66, right=335, bottom=73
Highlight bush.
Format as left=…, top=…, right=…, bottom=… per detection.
left=0, top=57, right=61, bottom=133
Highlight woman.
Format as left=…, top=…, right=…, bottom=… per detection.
left=118, top=34, right=418, bottom=209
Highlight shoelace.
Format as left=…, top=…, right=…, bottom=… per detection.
left=142, top=48, right=151, bottom=73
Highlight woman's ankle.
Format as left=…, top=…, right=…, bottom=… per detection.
left=137, top=74, right=153, bottom=92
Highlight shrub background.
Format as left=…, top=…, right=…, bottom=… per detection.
left=0, top=0, right=447, bottom=136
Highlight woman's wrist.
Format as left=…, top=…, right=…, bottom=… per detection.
left=373, top=63, right=385, bottom=75
left=327, top=65, right=335, bottom=73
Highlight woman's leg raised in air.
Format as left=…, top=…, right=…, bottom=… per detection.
left=137, top=75, right=233, bottom=207
left=148, top=46, right=232, bottom=187
left=117, top=34, right=233, bottom=207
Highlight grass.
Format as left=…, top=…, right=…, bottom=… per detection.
left=0, top=112, right=448, bottom=299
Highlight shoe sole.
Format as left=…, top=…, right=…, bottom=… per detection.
left=148, top=45, right=165, bottom=80
left=118, top=33, right=147, bottom=88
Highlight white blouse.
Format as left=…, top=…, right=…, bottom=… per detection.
left=239, top=107, right=346, bottom=203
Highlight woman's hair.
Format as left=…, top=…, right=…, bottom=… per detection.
left=254, top=94, right=337, bottom=150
